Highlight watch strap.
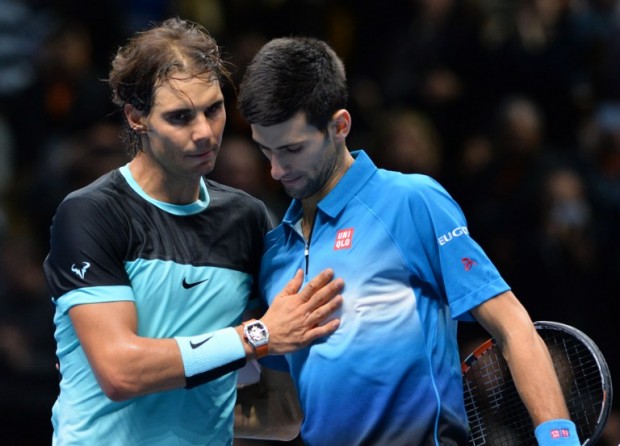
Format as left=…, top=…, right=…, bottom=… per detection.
left=254, top=343, right=268, bottom=359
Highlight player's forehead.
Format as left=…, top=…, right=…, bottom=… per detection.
left=152, top=74, right=223, bottom=111
left=251, top=112, right=319, bottom=150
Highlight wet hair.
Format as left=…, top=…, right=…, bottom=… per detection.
left=107, top=17, right=232, bottom=157
left=237, top=37, right=348, bottom=132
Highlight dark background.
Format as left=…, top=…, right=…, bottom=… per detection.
left=0, top=0, right=618, bottom=443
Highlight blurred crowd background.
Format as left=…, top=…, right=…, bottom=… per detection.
left=1, top=0, right=619, bottom=444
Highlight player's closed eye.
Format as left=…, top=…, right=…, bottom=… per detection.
left=205, top=101, right=224, bottom=117
left=286, top=145, right=302, bottom=153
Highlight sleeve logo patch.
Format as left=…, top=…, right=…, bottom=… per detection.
left=334, top=228, right=354, bottom=250
left=71, top=262, right=91, bottom=280
left=462, top=258, right=477, bottom=271
left=438, top=226, right=469, bottom=246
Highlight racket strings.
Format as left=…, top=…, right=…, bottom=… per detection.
left=463, top=345, right=536, bottom=444
left=463, top=324, right=609, bottom=446
left=542, top=332, right=603, bottom=442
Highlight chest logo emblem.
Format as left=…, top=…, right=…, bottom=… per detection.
left=182, top=277, right=209, bottom=289
left=334, top=228, right=354, bottom=250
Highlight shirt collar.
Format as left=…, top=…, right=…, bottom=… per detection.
left=119, top=164, right=210, bottom=215
left=282, top=150, right=377, bottom=226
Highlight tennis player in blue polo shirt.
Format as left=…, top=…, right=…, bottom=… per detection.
left=237, top=37, right=580, bottom=445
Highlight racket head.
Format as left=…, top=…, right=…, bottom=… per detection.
left=462, top=321, right=613, bottom=446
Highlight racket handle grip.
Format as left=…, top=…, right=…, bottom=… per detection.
left=534, top=419, right=580, bottom=446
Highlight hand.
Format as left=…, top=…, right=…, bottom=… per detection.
left=261, top=268, right=344, bottom=355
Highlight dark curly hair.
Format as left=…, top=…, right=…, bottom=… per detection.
left=108, top=17, right=232, bottom=157
left=237, top=37, right=348, bottom=133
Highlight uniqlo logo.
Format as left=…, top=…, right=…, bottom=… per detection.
left=551, top=429, right=561, bottom=439
left=561, top=429, right=570, bottom=437
left=334, top=228, right=354, bottom=250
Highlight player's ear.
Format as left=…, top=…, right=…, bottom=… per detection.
left=330, top=109, right=351, bottom=141
left=125, top=104, right=147, bottom=133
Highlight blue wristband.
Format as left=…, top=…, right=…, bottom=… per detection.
left=175, top=327, right=245, bottom=378
left=535, top=419, right=580, bottom=446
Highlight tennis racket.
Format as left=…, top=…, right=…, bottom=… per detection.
left=462, top=321, right=612, bottom=445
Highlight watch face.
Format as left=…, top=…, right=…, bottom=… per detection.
left=247, top=323, right=267, bottom=343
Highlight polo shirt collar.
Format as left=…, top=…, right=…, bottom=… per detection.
left=282, top=150, right=377, bottom=226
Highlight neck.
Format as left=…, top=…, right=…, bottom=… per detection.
left=129, top=157, right=201, bottom=204
left=301, top=210, right=315, bottom=238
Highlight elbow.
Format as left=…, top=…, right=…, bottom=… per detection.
left=101, top=385, right=133, bottom=402
left=99, top=374, right=139, bottom=402
left=94, top=358, right=143, bottom=401
left=90, top=341, right=148, bottom=401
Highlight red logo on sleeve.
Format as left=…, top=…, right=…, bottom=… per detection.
left=334, top=228, right=354, bottom=250
left=462, top=258, right=477, bottom=271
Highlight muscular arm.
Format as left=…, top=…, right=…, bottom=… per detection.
left=471, top=291, right=570, bottom=425
left=70, top=301, right=185, bottom=401
left=70, top=268, right=343, bottom=402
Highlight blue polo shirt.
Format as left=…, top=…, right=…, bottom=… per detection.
left=258, top=150, right=509, bottom=445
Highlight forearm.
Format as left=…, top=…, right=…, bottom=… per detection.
left=93, top=335, right=187, bottom=400
left=499, top=325, right=570, bottom=424
left=92, top=327, right=250, bottom=400
left=472, top=292, right=572, bottom=425
left=71, top=302, right=248, bottom=400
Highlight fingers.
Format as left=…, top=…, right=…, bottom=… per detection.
left=305, top=318, right=341, bottom=341
left=261, top=268, right=345, bottom=355
left=275, top=269, right=305, bottom=299
left=306, top=294, right=343, bottom=328
left=297, top=268, right=336, bottom=303
left=302, top=277, right=344, bottom=312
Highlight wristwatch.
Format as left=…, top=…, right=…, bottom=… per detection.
left=243, top=319, right=269, bottom=359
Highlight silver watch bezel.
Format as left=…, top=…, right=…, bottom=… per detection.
left=243, top=320, right=269, bottom=348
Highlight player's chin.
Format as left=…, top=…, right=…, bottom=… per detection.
left=198, top=162, right=216, bottom=177
left=181, top=162, right=213, bottom=180
left=284, top=186, right=313, bottom=201
left=188, top=155, right=217, bottom=174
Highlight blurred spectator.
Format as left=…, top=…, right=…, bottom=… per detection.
left=476, top=0, right=589, bottom=148
left=0, top=0, right=55, bottom=97
left=2, top=12, right=116, bottom=180
left=452, top=96, right=553, bottom=276
left=0, top=0, right=55, bottom=187
left=0, top=115, right=14, bottom=234
left=572, top=0, right=620, bottom=102
left=372, top=107, right=443, bottom=179
left=582, top=103, right=620, bottom=222
left=601, top=409, right=620, bottom=446
left=20, top=119, right=129, bottom=252
left=0, top=234, right=56, bottom=444
left=525, top=167, right=603, bottom=328
left=376, top=0, right=485, bottom=151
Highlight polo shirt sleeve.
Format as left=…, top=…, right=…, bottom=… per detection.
left=404, top=176, right=510, bottom=320
left=43, top=192, right=134, bottom=308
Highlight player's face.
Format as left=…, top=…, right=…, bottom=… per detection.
left=251, top=112, right=339, bottom=201
left=142, top=74, right=226, bottom=180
